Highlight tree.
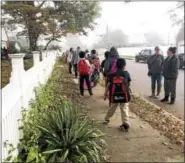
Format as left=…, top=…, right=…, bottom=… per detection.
left=44, top=1, right=101, bottom=49
left=2, top=1, right=50, bottom=51
left=2, top=1, right=101, bottom=51
left=169, top=2, right=184, bottom=27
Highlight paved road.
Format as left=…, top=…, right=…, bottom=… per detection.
left=126, top=60, right=184, bottom=120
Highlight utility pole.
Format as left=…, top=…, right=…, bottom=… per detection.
left=106, top=24, right=109, bottom=50
left=167, top=32, right=170, bottom=46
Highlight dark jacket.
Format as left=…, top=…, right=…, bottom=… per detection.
left=163, top=55, right=180, bottom=80
left=72, top=49, right=80, bottom=65
left=147, top=54, right=164, bottom=76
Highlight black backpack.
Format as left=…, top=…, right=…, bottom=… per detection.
left=109, top=75, right=131, bottom=103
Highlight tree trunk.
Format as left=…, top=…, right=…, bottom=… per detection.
left=44, top=38, right=54, bottom=50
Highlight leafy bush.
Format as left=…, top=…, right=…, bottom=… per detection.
left=8, top=41, right=28, bottom=54
left=37, top=101, right=105, bottom=162
left=5, top=59, right=106, bottom=163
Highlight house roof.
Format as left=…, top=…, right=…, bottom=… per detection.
left=176, top=26, right=184, bottom=42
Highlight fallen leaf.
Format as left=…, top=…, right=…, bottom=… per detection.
left=140, top=125, right=144, bottom=129
left=126, top=137, right=130, bottom=141
left=162, top=142, right=168, bottom=146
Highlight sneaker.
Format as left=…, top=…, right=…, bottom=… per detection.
left=102, top=119, right=110, bottom=125
left=90, top=92, right=93, bottom=96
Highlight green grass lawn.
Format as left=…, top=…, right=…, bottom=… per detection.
left=121, top=55, right=135, bottom=60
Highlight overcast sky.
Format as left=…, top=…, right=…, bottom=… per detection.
left=81, top=1, right=182, bottom=47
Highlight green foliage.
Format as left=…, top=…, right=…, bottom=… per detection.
left=48, top=45, right=61, bottom=50
left=2, top=1, right=101, bottom=50
left=8, top=41, right=28, bottom=54
left=37, top=102, right=105, bottom=162
left=6, top=59, right=106, bottom=162
left=2, top=1, right=50, bottom=51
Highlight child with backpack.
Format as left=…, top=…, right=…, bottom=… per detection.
left=90, top=49, right=101, bottom=70
left=103, top=58, right=131, bottom=132
left=78, top=51, right=93, bottom=96
left=100, top=51, right=110, bottom=78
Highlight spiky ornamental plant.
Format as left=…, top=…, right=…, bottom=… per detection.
left=37, top=101, right=106, bottom=163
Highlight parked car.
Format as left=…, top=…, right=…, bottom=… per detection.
left=178, top=53, right=185, bottom=69
left=135, top=49, right=164, bottom=63
left=135, top=49, right=153, bottom=63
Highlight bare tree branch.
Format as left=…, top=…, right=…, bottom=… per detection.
left=38, top=1, right=46, bottom=8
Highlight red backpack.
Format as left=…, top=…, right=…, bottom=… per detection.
left=78, top=59, right=90, bottom=75
left=109, top=75, right=131, bottom=104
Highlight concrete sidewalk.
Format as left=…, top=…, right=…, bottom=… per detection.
left=73, top=79, right=184, bottom=162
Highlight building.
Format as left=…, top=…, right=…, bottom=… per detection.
left=176, top=26, right=184, bottom=54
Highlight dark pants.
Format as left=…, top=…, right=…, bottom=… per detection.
left=151, top=75, right=162, bottom=91
left=164, top=79, right=177, bottom=98
left=79, top=75, right=92, bottom=95
left=68, top=63, right=72, bottom=74
left=73, top=64, right=78, bottom=78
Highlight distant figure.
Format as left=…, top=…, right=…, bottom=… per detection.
left=67, top=48, right=74, bottom=74
left=90, top=49, right=100, bottom=70
left=147, top=46, right=164, bottom=98
left=91, top=49, right=99, bottom=59
left=85, top=50, right=90, bottom=59
left=161, top=47, right=180, bottom=104
left=104, top=47, right=119, bottom=75
left=100, top=51, right=110, bottom=78
left=72, top=46, right=81, bottom=78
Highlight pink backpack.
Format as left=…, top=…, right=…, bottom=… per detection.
left=110, top=59, right=117, bottom=73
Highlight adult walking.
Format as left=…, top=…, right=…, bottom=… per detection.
left=72, top=46, right=81, bottom=78
left=161, top=47, right=180, bottom=104
left=67, top=48, right=74, bottom=74
left=147, top=46, right=164, bottom=98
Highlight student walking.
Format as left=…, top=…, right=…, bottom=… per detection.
left=67, top=48, right=74, bottom=74
left=72, top=46, right=81, bottom=78
left=78, top=51, right=93, bottom=96
left=147, top=46, right=164, bottom=98
left=100, top=51, right=110, bottom=78
left=103, top=58, right=131, bottom=132
left=161, top=47, right=180, bottom=104
left=104, top=47, right=119, bottom=75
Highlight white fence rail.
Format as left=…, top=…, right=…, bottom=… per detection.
left=1, top=50, right=61, bottom=161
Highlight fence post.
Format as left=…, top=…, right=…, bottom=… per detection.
left=32, top=51, right=41, bottom=84
left=9, top=53, right=25, bottom=90
left=33, top=51, right=40, bottom=67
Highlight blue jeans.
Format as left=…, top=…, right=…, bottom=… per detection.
left=151, top=75, right=162, bottom=90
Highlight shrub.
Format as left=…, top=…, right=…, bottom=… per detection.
left=37, top=101, right=105, bottom=162
left=5, top=59, right=106, bottom=163
left=8, top=41, right=28, bottom=54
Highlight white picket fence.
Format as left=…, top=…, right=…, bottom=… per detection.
left=1, top=50, right=61, bottom=161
